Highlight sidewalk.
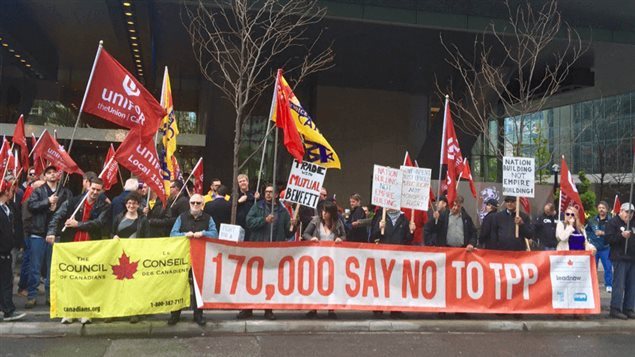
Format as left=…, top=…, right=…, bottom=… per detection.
left=4, top=284, right=633, bottom=337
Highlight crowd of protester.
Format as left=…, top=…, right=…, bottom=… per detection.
left=1, top=167, right=634, bottom=325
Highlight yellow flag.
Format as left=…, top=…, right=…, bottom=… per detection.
left=160, top=67, right=179, bottom=191
left=271, top=74, right=341, bottom=169
left=50, top=237, right=190, bottom=318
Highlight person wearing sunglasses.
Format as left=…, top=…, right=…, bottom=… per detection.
left=555, top=206, right=596, bottom=253
left=168, top=193, right=218, bottom=326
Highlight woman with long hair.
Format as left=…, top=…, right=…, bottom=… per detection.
left=556, top=206, right=596, bottom=252
left=302, top=200, right=345, bottom=319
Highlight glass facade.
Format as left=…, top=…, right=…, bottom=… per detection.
left=472, top=91, right=635, bottom=180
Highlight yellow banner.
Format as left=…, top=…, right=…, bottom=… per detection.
left=50, top=237, right=190, bottom=318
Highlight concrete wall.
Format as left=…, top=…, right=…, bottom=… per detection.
left=314, top=85, right=428, bottom=206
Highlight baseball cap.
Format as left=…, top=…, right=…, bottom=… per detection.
left=621, top=203, right=635, bottom=212
left=485, top=198, right=499, bottom=207
left=504, top=196, right=517, bottom=202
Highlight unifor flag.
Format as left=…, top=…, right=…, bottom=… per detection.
left=159, top=67, right=179, bottom=184
left=0, top=137, right=11, bottom=174
left=612, top=194, right=621, bottom=215
left=32, top=131, right=83, bottom=175
left=192, top=158, right=204, bottom=195
left=114, top=130, right=167, bottom=206
left=82, top=45, right=165, bottom=138
left=12, top=115, right=29, bottom=171
left=461, top=158, right=477, bottom=198
left=271, top=70, right=341, bottom=169
left=31, top=133, right=45, bottom=176
left=559, top=156, right=586, bottom=224
left=270, top=69, right=304, bottom=163
left=441, top=101, right=464, bottom=207
left=102, top=144, right=119, bottom=191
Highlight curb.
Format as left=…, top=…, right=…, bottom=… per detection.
left=2, top=319, right=634, bottom=337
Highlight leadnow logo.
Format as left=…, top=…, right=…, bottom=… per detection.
left=122, top=75, right=140, bottom=97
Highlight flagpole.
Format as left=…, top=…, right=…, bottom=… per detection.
left=625, top=148, right=634, bottom=254
left=28, top=129, right=47, bottom=157
left=154, top=67, right=170, bottom=203
left=558, top=155, right=564, bottom=222
left=270, top=126, right=279, bottom=243
left=256, top=70, right=280, bottom=204
left=170, top=157, right=202, bottom=208
left=435, top=95, right=449, bottom=224
left=61, top=156, right=114, bottom=232
left=67, top=41, right=103, bottom=156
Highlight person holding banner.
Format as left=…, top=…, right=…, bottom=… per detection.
left=490, top=196, right=534, bottom=251
left=112, top=193, right=149, bottom=240
left=586, top=201, right=613, bottom=293
left=111, top=178, right=139, bottom=220
left=478, top=198, right=498, bottom=249
left=605, top=202, right=635, bottom=319
left=25, top=166, right=72, bottom=309
left=168, top=193, right=217, bottom=326
left=427, top=195, right=477, bottom=251
left=555, top=206, right=596, bottom=253
left=144, top=189, right=168, bottom=237
left=423, top=196, right=448, bottom=246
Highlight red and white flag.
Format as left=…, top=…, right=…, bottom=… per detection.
left=559, top=156, right=585, bottom=224
left=31, top=133, right=45, bottom=177
left=612, top=194, right=621, bottom=215
left=192, top=159, right=204, bottom=195
left=272, top=69, right=305, bottom=162
left=12, top=115, right=29, bottom=171
left=0, top=138, right=11, bottom=174
left=441, top=101, right=464, bottom=206
left=519, top=197, right=532, bottom=215
left=82, top=45, right=165, bottom=138
left=32, top=131, right=84, bottom=175
left=114, top=131, right=167, bottom=206
left=101, top=144, right=119, bottom=191
left=460, top=158, right=477, bottom=198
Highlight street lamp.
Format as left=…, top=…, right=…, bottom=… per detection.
left=552, top=163, right=560, bottom=204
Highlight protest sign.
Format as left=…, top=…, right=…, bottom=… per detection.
left=191, top=239, right=600, bottom=314
left=283, top=160, right=327, bottom=209
left=502, top=157, right=535, bottom=197
left=371, top=165, right=402, bottom=210
left=50, top=238, right=190, bottom=318
left=400, top=166, right=432, bottom=211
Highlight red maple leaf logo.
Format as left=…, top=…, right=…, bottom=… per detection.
left=111, top=251, right=139, bottom=280
left=567, top=259, right=574, bottom=266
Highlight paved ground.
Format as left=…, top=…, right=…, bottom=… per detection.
left=2, top=331, right=635, bottom=357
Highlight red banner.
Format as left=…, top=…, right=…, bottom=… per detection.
left=191, top=240, right=600, bottom=314
left=101, top=144, right=119, bottom=191
left=82, top=48, right=165, bottom=138
left=33, top=131, right=83, bottom=175
left=560, top=156, right=586, bottom=224
left=114, top=132, right=167, bottom=205
left=12, top=115, right=29, bottom=171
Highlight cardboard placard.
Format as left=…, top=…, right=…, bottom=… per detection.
left=502, top=157, right=535, bottom=198
left=371, top=165, right=402, bottom=210
left=283, top=160, right=327, bottom=209
left=400, top=166, right=432, bottom=211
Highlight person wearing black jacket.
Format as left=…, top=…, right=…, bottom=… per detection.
left=46, top=178, right=111, bottom=244
left=25, top=166, right=72, bottom=308
left=144, top=189, right=167, bottom=237
left=147, top=180, right=189, bottom=237
left=235, top=174, right=258, bottom=241
left=112, top=193, right=149, bottom=239
left=534, top=203, right=558, bottom=250
left=604, top=203, right=635, bottom=320
left=490, top=196, right=534, bottom=251
left=204, top=185, right=231, bottom=232
left=427, top=195, right=477, bottom=251
left=423, top=196, right=448, bottom=246
left=479, top=198, right=498, bottom=248
left=346, top=193, right=367, bottom=243
left=0, top=186, right=26, bottom=321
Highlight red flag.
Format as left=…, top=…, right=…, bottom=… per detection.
left=82, top=47, right=165, bottom=138
left=403, top=151, right=414, bottom=167
left=461, top=158, right=477, bottom=198
left=441, top=102, right=464, bottom=207
left=12, top=115, right=29, bottom=171
left=0, top=138, right=11, bottom=175
left=559, top=156, right=586, bottom=224
left=612, top=194, right=621, bottom=216
left=519, top=197, right=531, bottom=215
left=114, top=130, right=167, bottom=206
left=33, top=131, right=83, bottom=175
left=192, top=159, right=204, bottom=195
left=273, top=70, right=305, bottom=162
left=171, top=156, right=184, bottom=182
left=101, top=144, right=119, bottom=191
left=31, top=133, right=45, bottom=177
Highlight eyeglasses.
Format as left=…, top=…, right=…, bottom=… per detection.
left=190, top=201, right=203, bottom=205
left=265, top=190, right=274, bottom=194
left=565, top=212, right=575, bottom=217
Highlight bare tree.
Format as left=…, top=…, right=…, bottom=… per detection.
left=440, top=0, right=587, bottom=160
left=183, top=0, right=334, bottom=223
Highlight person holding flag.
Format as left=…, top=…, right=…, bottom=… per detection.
left=25, top=165, right=73, bottom=309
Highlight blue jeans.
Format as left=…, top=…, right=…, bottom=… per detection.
left=18, top=238, right=31, bottom=291
left=610, top=260, right=635, bottom=312
left=27, top=235, right=52, bottom=301
left=595, top=248, right=613, bottom=287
